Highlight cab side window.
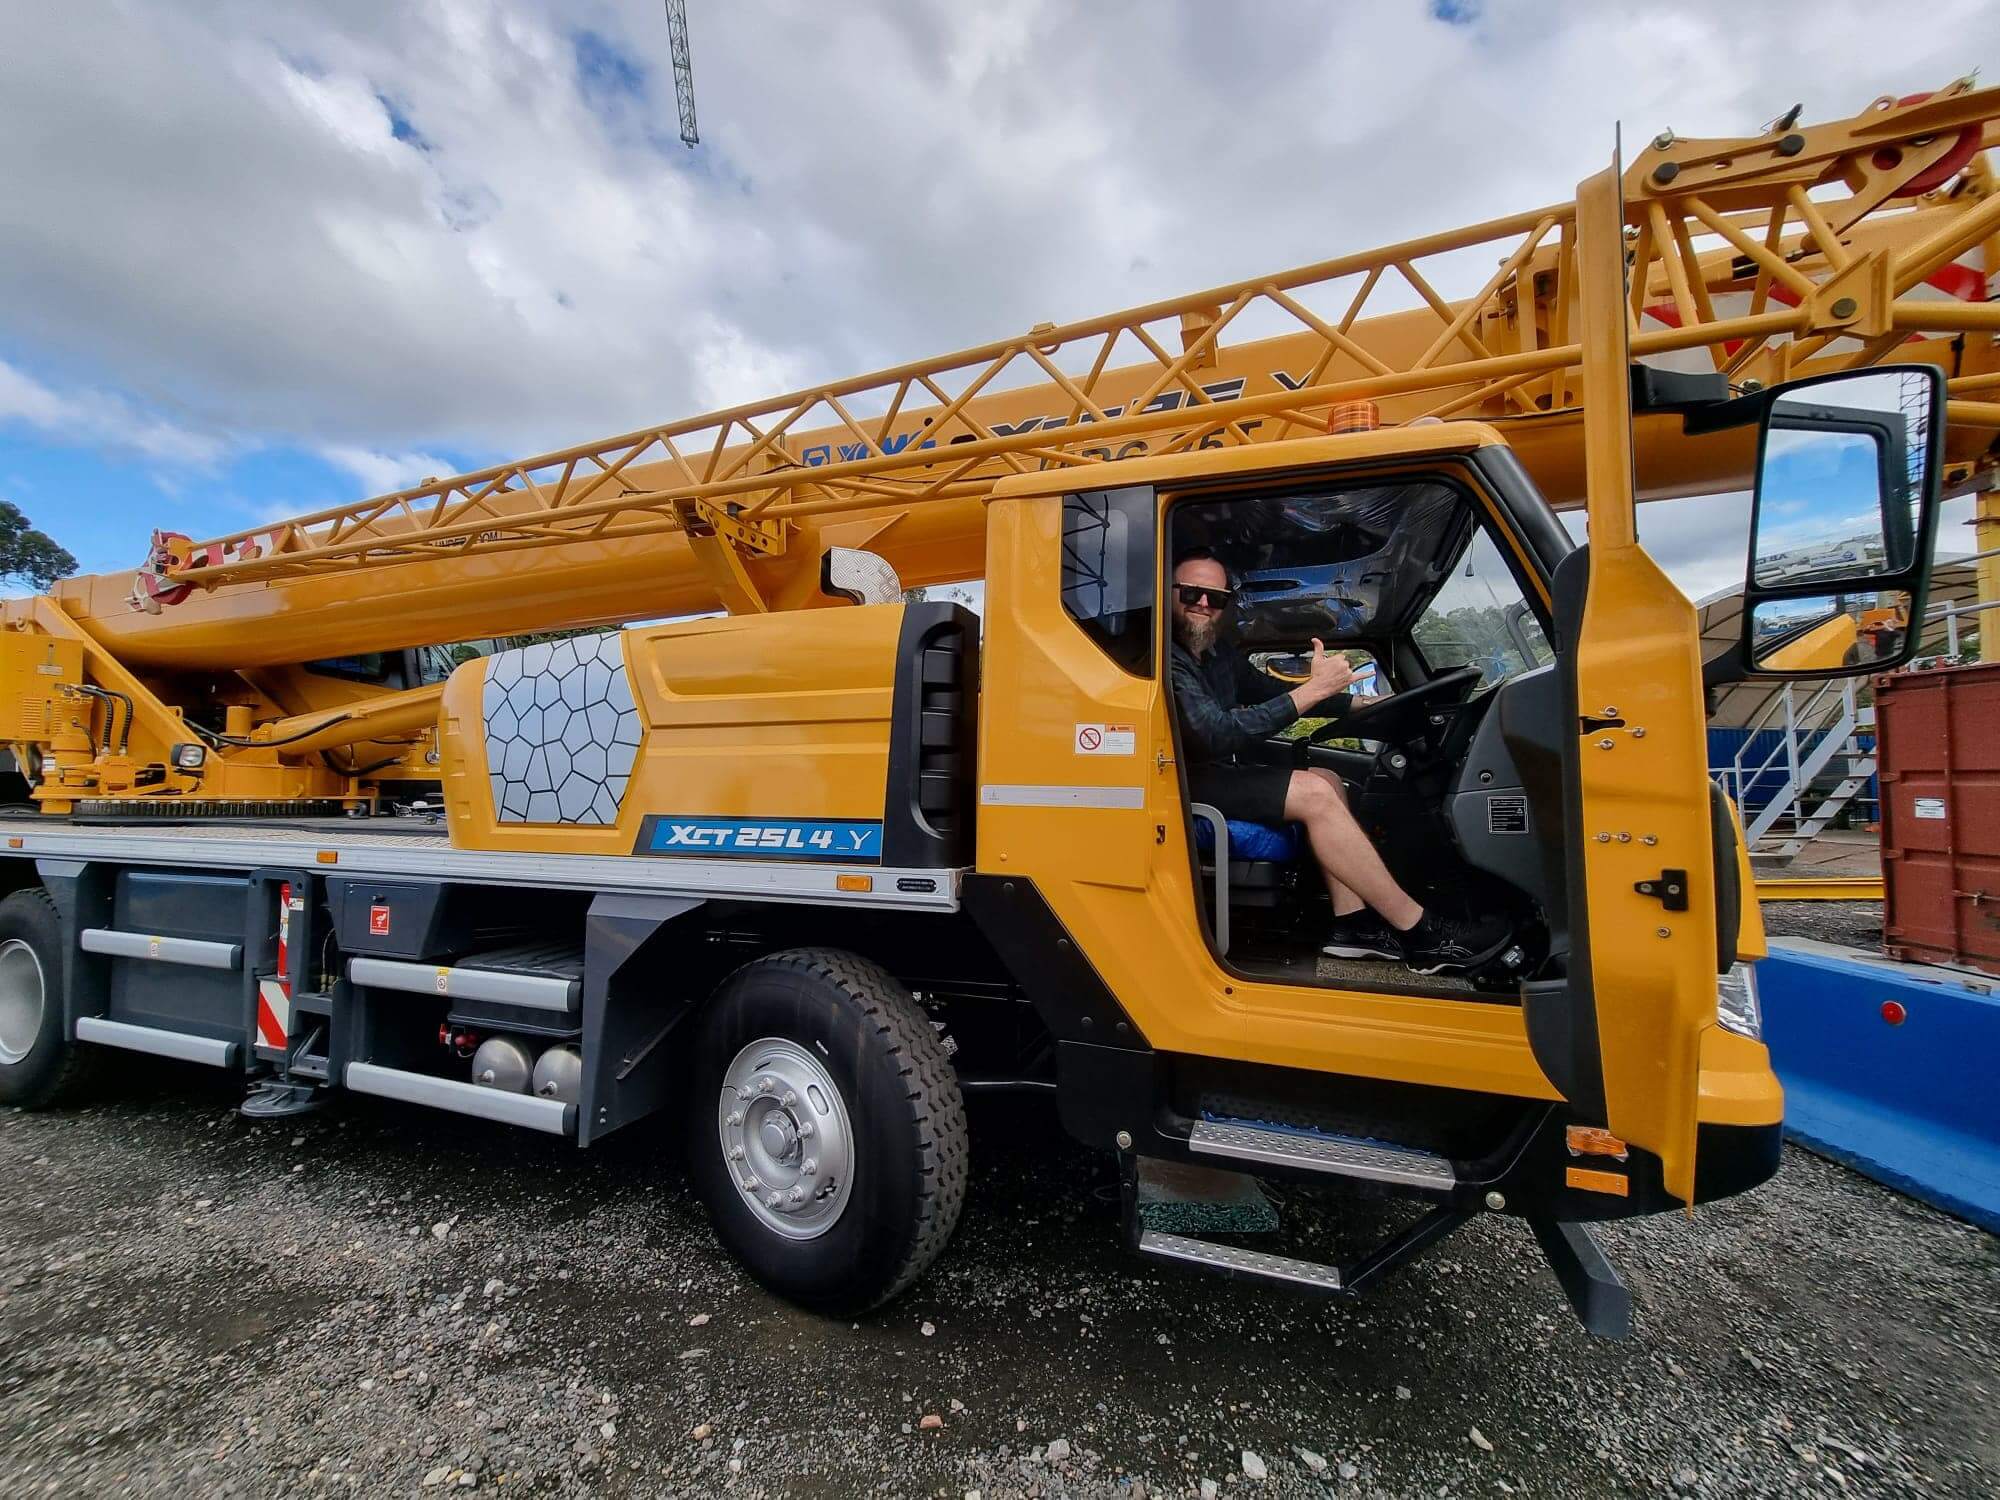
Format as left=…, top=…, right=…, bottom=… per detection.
left=1061, top=486, right=1155, bottom=676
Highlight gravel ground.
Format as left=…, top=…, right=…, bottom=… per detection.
left=1759, top=901, right=1885, bottom=953
left=1, top=1066, right=1994, bottom=1498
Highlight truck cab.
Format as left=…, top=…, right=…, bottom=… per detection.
left=969, top=362, right=1942, bottom=1319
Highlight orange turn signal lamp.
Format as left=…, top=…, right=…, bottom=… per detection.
left=1566, top=1125, right=1628, bottom=1159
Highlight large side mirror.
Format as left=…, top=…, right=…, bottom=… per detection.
left=1739, top=367, right=1943, bottom=678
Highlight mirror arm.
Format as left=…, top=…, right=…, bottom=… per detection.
left=1702, top=641, right=1750, bottom=692
left=1680, top=389, right=1771, bottom=436
left=1630, top=366, right=1733, bottom=419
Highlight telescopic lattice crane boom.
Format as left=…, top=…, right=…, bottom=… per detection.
left=21, top=82, right=2000, bottom=677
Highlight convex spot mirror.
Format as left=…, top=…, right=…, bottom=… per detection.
left=1741, top=367, right=1943, bottom=677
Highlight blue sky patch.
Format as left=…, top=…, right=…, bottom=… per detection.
left=573, top=30, right=649, bottom=109
left=0, top=435, right=483, bottom=575
left=377, top=91, right=430, bottom=151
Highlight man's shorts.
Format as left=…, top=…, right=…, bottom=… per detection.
left=1186, top=763, right=1293, bottom=826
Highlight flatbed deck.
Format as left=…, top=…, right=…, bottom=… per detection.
left=0, top=816, right=963, bottom=913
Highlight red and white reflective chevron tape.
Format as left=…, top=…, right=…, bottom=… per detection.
left=256, top=882, right=301, bottom=1050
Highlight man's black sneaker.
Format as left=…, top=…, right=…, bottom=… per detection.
left=1322, top=909, right=1402, bottom=961
left=1401, top=910, right=1512, bottom=976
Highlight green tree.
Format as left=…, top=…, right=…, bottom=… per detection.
left=0, top=501, right=77, bottom=592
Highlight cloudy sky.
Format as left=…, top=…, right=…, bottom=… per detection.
left=2, top=0, right=1994, bottom=589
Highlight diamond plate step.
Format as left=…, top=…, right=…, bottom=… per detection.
left=1137, top=1229, right=1343, bottom=1291
left=1189, top=1119, right=1456, bottom=1189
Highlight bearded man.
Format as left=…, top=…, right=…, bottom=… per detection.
left=1168, top=549, right=1508, bottom=975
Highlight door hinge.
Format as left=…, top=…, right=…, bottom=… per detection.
left=1156, top=749, right=1175, bottom=772
left=1633, top=869, right=1689, bottom=911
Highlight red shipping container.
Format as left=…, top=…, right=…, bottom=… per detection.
left=1876, top=661, right=2000, bottom=976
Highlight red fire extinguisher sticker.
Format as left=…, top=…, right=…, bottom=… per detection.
left=369, top=904, right=391, bottom=936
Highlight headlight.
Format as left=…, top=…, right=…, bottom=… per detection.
left=1716, top=962, right=1762, bottom=1040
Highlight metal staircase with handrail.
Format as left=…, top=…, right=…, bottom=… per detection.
left=1715, top=678, right=1877, bottom=862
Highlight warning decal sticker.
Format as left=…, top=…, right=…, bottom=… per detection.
left=1074, top=723, right=1136, bottom=756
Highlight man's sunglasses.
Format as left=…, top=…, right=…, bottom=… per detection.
left=1175, top=584, right=1235, bottom=610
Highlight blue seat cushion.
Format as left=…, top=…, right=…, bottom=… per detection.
left=1192, top=817, right=1301, bottom=863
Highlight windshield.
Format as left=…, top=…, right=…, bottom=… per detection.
left=1412, top=526, right=1552, bottom=689
left=1174, top=480, right=1465, bottom=645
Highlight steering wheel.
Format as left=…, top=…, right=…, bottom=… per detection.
left=1305, top=663, right=1485, bottom=747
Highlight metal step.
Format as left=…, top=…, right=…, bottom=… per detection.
left=1188, top=1118, right=1456, bottom=1189
left=1136, top=1229, right=1343, bottom=1291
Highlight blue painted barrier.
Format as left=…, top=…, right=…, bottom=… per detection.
left=1756, top=940, right=1999, bottom=1234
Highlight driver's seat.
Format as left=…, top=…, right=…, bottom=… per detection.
left=1190, top=804, right=1302, bottom=955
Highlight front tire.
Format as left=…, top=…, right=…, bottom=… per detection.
left=0, top=887, right=98, bottom=1108
left=687, top=948, right=968, bottom=1314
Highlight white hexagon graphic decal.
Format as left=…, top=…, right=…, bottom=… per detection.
left=480, top=632, right=641, bottom=825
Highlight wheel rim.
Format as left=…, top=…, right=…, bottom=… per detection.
left=0, top=939, right=45, bottom=1067
left=715, top=1036, right=856, bottom=1240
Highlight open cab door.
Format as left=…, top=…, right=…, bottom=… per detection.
left=1541, top=160, right=1948, bottom=1206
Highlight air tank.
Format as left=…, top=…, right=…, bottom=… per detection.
left=469, top=1036, right=535, bottom=1093
left=531, top=1044, right=583, bottom=1104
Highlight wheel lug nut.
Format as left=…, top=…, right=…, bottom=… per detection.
left=781, top=1089, right=798, bottom=1106
left=726, top=1111, right=743, bottom=1127
left=735, top=1087, right=751, bottom=1102
left=787, top=1188, right=804, bottom=1205
left=728, top=1146, right=744, bottom=1161
left=765, top=1191, right=783, bottom=1209
left=801, top=1157, right=817, bottom=1176
left=798, top=1122, right=815, bottom=1138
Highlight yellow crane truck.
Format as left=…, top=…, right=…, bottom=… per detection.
left=1, top=88, right=1996, bottom=1334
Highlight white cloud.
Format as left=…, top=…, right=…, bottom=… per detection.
left=318, top=444, right=457, bottom=493
left=0, top=357, right=226, bottom=466
left=2, top=0, right=1996, bottom=510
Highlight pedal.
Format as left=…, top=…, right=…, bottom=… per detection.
left=239, top=1079, right=326, bottom=1120
left=1189, top=1117, right=1456, bottom=1189
left=1136, top=1229, right=1343, bottom=1292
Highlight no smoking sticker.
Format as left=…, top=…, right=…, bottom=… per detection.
left=1075, top=723, right=1136, bottom=756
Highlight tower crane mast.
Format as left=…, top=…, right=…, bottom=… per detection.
left=664, top=0, right=697, bottom=148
